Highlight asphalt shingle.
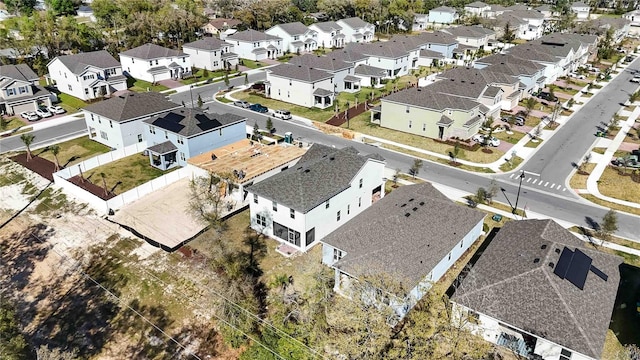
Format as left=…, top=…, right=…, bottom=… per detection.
left=83, top=92, right=181, bottom=123
left=120, top=43, right=186, bottom=60
left=53, top=50, right=121, bottom=75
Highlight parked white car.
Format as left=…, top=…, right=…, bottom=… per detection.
left=631, top=77, right=640, bottom=83
left=47, top=105, right=66, bottom=114
left=273, top=109, right=292, bottom=120
left=20, top=111, right=40, bottom=121
left=472, top=134, right=501, bottom=147
left=35, top=107, right=53, bottom=118
left=569, top=72, right=586, bottom=79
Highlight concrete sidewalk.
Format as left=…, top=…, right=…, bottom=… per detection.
left=160, top=66, right=276, bottom=95
left=0, top=112, right=84, bottom=137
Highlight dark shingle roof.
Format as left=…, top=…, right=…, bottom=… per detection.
left=442, top=25, right=495, bottom=39
left=347, top=41, right=408, bottom=59
left=288, top=54, right=352, bottom=72
left=269, top=22, right=308, bottom=35
left=452, top=219, right=622, bottom=359
left=83, top=92, right=181, bottom=122
left=183, top=37, right=228, bottom=51
left=144, top=109, right=245, bottom=137
left=206, top=18, right=241, bottom=30
left=120, top=43, right=186, bottom=60
left=337, top=17, right=371, bottom=29
left=53, top=50, right=121, bottom=75
left=383, top=87, right=481, bottom=111
left=354, top=64, right=387, bottom=76
left=325, top=48, right=368, bottom=63
left=267, top=63, right=333, bottom=82
left=247, top=145, right=384, bottom=213
left=0, top=64, right=38, bottom=82
left=466, top=1, right=489, bottom=8
left=227, top=29, right=281, bottom=42
left=309, top=21, right=342, bottom=32
left=323, top=183, right=485, bottom=290
left=416, top=31, right=458, bottom=45
left=147, top=140, right=177, bottom=154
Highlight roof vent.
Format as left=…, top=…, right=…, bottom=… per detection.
left=412, top=207, right=418, bottom=211
left=541, top=244, right=547, bottom=249
left=417, top=88, right=421, bottom=91
left=400, top=203, right=407, bottom=207
left=118, top=95, right=126, bottom=99
left=534, top=258, right=540, bottom=263
left=304, top=169, right=310, bottom=173
left=297, top=166, right=303, bottom=170
left=404, top=213, right=411, bottom=217
left=555, top=248, right=561, bottom=254
left=548, top=262, right=554, bottom=267
left=329, top=156, right=335, bottom=160
left=419, top=201, right=425, bottom=206
left=408, top=198, right=414, bottom=202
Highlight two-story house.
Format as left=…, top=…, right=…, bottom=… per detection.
left=412, top=13, right=429, bottom=31
left=347, top=41, right=412, bottom=78
left=0, top=64, right=53, bottom=116
left=464, top=1, right=491, bottom=17
left=452, top=219, right=621, bottom=360
left=201, top=18, right=241, bottom=35
left=288, top=54, right=358, bottom=92
left=436, top=67, right=521, bottom=111
left=265, top=22, right=318, bottom=54
left=441, top=25, right=495, bottom=49
left=322, top=182, right=485, bottom=320
left=327, top=47, right=387, bottom=87
left=474, top=53, right=546, bottom=96
left=183, top=37, right=238, bottom=71
left=428, top=6, right=459, bottom=24
left=571, top=1, right=590, bottom=20
left=246, top=144, right=386, bottom=252
left=376, top=87, right=485, bottom=140
left=624, top=9, right=640, bottom=27
left=336, top=17, right=375, bottom=43
left=143, top=109, right=247, bottom=169
left=82, top=92, right=181, bottom=150
left=119, top=43, right=191, bottom=83
left=504, top=9, right=546, bottom=40
left=225, top=29, right=283, bottom=61
left=308, top=21, right=346, bottom=49
left=415, top=31, right=459, bottom=61
left=47, top=50, right=127, bottom=101
left=265, top=63, right=335, bottom=108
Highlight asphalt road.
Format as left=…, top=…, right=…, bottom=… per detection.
left=169, top=71, right=267, bottom=106
left=0, top=118, right=87, bottom=153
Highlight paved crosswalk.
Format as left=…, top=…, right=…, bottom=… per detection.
left=508, top=172, right=567, bottom=192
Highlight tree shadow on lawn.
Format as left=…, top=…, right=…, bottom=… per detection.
left=610, top=264, right=640, bottom=346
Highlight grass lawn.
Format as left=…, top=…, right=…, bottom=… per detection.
left=85, top=153, right=176, bottom=194
left=624, top=105, right=636, bottom=111
left=569, top=163, right=596, bottom=189
left=312, top=48, right=333, bottom=55
left=560, top=109, right=573, bottom=116
left=347, top=112, right=504, bottom=164
left=524, top=116, right=542, bottom=128
left=127, top=78, right=169, bottom=92
left=58, top=93, right=89, bottom=112
left=239, top=59, right=265, bottom=69
left=180, top=69, right=229, bottom=85
left=233, top=91, right=334, bottom=122
left=276, top=54, right=297, bottom=63
left=524, top=138, right=543, bottom=148
left=581, top=194, right=640, bottom=216
left=555, top=87, right=579, bottom=96
left=36, top=136, right=111, bottom=167
left=1, top=116, right=27, bottom=132
left=592, top=147, right=607, bottom=154
left=598, top=166, right=640, bottom=203
left=582, top=92, right=593, bottom=98
left=493, top=130, right=525, bottom=145
left=499, top=156, right=523, bottom=172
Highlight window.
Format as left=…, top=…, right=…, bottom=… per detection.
left=137, top=134, right=143, bottom=142
left=359, top=179, right=363, bottom=188
left=333, top=248, right=344, bottom=261
left=100, top=131, right=108, bottom=140
left=287, top=91, right=290, bottom=98
left=560, top=349, right=572, bottom=360
left=448, top=252, right=452, bottom=261
left=358, top=197, right=362, bottom=207
left=180, top=152, right=185, bottom=161
left=165, top=131, right=168, bottom=139
left=273, top=202, right=278, bottom=211
left=290, top=208, right=295, bottom=219
left=156, top=60, right=159, bottom=65
left=336, top=211, right=341, bottom=221
left=213, top=61, right=219, bottom=67
left=18, top=86, right=28, bottom=94
left=256, top=214, right=267, bottom=227
left=109, top=121, right=113, bottom=128
left=253, top=194, right=258, bottom=204
left=182, top=57, right=185, bottom=63
left=460, top=239, right=463, bottom=248
left=177, top=137, right=184, bottom=144
left=85, top=88, right=89, bottom=95
left=422, top=123, right=426, bottom=131
left=91, top=114, right=94, bottom=121
left=6, top=88, right=15, bottom=96
left=68, top=85, right=72, bottom=91
left=408, top=120, right=412, bottom=129
left=347, top=204, right=350, bottom=215
left=325, top=200, right=330, bottom=209
left=405, top=106, right=410, bottom=113
left=149, top=127, right=155, bottom=134
left=149, top=61, right=153, bottom=66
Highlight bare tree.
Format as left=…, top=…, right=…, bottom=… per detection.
left=188, top=173, right=233, bottom=230
left=99, top=172, right=108, bottom=196
left=409, top=159, right=423, bottom=179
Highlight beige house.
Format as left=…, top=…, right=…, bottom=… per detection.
left=375, top=87, right=483, bottom=140
left=202, top=18, right=241, bottom=35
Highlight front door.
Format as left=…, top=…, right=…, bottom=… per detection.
left=438, top=126, right=444, bottom=139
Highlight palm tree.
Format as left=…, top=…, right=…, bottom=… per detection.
left=271, top=274, right=290, bottom=301
left=524, top=97, right=537, bottom=116
left=50, top=144, right=61, bottom=172
left=20, top=133, right=35, bottom=161
left=100, top=172, right=108, bottom=197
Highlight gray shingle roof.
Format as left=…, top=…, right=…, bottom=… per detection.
left=323, top=182, right=485, bottom=290
left=347, top=41, right=408, bottom=59
left=183, top=37, right=228, bottom=51
left=325, top=48, right=368, bottom=63
left=0, top=64, right=39, bottom=82
left=354, top=64, right=387, bottom=76
left=227, top=29, right=281, bottom=42
left=288, top=54, right=353, bottom=72
left=147, top=140, right=177, bottom=154
left=452, top=219, right=622, bottom=359
left=267, top=63, right=333, bottom=83
left=442, top=25, right=495, bottom=39
left=337, top=17, right=371, bottom=29
left=430, top=6, right=457, bottom=13
left=120, top=43, right=186, bottom=60
left=144, top=109, right=245, bottom=137
left=415, top=31, right=457, bottom=45
left=383, top=87, right=481, bottom=111
left=83, top=92, right=181, bottom=122
left=52, top=50, right=121, bottom=75
left=506, top=9, right=545, bottom=19
left=309, top=21, right=342, bottom=32
left=313, top=88, right=333, bottom=96
left=465, top=1, right=489, bottom=8
left=269, top=22, right=308, bottom=35
left=476, top=53, right=544, bottom=72
left=419, top=49, right=445, bottom=59
left=247, top=144, right=384, bottom=213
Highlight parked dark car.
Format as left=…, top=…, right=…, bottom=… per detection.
left=249, top=103, right=269, bottom=113
left=537, top=92, right=558, bottom=102
left=501, top=115, right=525, bottom=126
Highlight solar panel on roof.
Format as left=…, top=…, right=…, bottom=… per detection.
left=565, top=249, right=592, bottom=290
left=590, top=265, right=608, bottom=281
left=553, top=247, right=573, bottom=279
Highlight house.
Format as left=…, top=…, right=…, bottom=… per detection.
left=451, top=219, right=622, bottom=360
left=246, top=144, right=386, bottom=252
left=265, top=22, right=318, bottom=54
left=265, top=63, right=334, bottom=109
left=347, top=41, right=412, bottom=79
left=82, top=92, right=181, bottom=150
left=47, top=50, right=127, bottom=101
left=464, top=1, right=491, bottom=17
left=415, top=31, right=459, bottom=60
left=441, top=25, right=495, bottom=48
left=571, top=1, right=590, bottom=20
left=474, top=53, right=546, bottom=96
left=308, top=21, right=346, bottom=49
left=225, top=29, right=283, bottom=61
left=624, top=9, right=640, bottom=27
left=503, top=9, right=546, bottom=40
left=183, top=37, right=238, bottom=71
left=0, top=64, right=53, bottom=116
left=535, top=5, right=556, bottom=19
left=288, top=54, right=358, bottom=92
left=201, top=18, right=241, bottom=35
left=336, top=17, right=375, bottom=43
left=428, top=6, right=459, bottom=24
left=76, top=5, right=96, bottom=22
left=412, top=13, right=429, bottom=31
left=143, top=109, right=247, bottom=169
left=322, top=182, right=485, bottom=319
left=119, top=43, right=192, bottom=83
left=490, top=13, right=529, bottom=41
left=375, top=87, right=485, bottom=140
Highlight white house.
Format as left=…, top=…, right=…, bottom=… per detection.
left=225, top=29, right=283, bottom=61
left=119, top=43, right=191, bottom=83
left=505, top=9, right=546, bottom=40
left=265, top=63, right=335, bottom=109
left=0, top=64, right=53, bottom=116
left=288, top=54, right=358, bottom=93
left=47, top=50, right=127, bottom=101
left=265, top=22, right=318, bottom=54
left=347, top=42, right=412, bottom=78
left=322, top=182, right=485, bottom=319
left=336, top=17, right=375, bottom=43
left=464, top=1, right=491, bottom=17
left=82, top=92, right=181, bottom=150
left=183, top=37, right=238, bottom=71
left=428, top=6, right=459, bottom=24
left=412, top=13, right=429, bottom=31
left=571, top=1, right=590, bottom=20
left=451, top=219, right=622, bottom=360
left=308, top=21, right=346, bottom=49
left=441, top=25, right=495, bottom=48
left=624, top=9, right=640, bottom=27
left=143, top=109, right=247, bottom=169
left=246, top=144, right=386, bottom=252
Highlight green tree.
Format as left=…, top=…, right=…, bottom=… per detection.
left=475, top=186, right=487, bottom=204
left=244, top=73, right=249, bottom=85
left=409, top=158, right=423, bottom=179
left=4, top=0, right=37, bottom=15
left=202, top=68, right=209, bottom=79
left=524, top=97, right=537, bottom=116
left=266, top=117, right=274, bottom=133
left=450, top=142, right=460, bottom=164
left=46, top=0, right=78, bottom=15
left=252, top=122, right=260, bottom=141
left=599, top=209, right=618, bottom=239
left=501, top=21, right=515, bottom=43
left=197, top=94, right=203, bottom=108
left=20, top=133, right=35, bottom=161
left=0, top=298, right=29, bottom=360
left=0, top=116, right=7, bottom=130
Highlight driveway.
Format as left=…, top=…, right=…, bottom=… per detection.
left=157, top=79, right=184, bottom=89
